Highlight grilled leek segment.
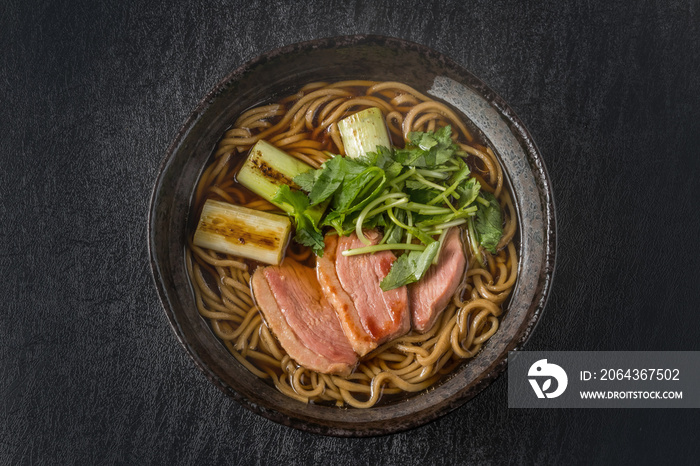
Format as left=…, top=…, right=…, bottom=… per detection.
left=193, top=199, right=291, bottom=265
left=338, top=107, right=391, bottom=158
left=237, top=140, right=325, bottom=222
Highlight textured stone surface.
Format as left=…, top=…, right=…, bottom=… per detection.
left=1, top=0, right=699, bottom=464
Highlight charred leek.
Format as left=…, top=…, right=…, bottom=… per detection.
left=237, top=140, right=325, bottom=223
left=193, top=199, right=291, bottom=265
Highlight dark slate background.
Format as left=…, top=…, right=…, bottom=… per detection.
left=2, top=0, right=699, bottom=464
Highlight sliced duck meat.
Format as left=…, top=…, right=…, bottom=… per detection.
left=408, top=227, right=467, bottom=333
left=318, top=231, right=410, bottom=350
left=316, top=235, right=376, bottom=356
left=251, top=258, right=358, bottom=375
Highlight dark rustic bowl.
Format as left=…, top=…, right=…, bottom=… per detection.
left=148, top=35, right=556, bottom=436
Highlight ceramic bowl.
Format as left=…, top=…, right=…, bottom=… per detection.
left=148, top=35, right=556, bottom=436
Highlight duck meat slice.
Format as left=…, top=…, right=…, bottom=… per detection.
left=408, top=227, right=467, bottom=333
left=318, top=231, right=410, bottom=353
left=251, top=258, right=358, bottom=375
left=316, top=235, right=376, bottom=356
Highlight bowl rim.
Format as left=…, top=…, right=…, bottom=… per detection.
left=148, top=34, right=557, bottom=436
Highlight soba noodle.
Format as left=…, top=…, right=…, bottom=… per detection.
left=186, top=81, right=518, bottom=408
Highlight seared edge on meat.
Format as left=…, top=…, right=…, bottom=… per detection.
left=334, top=231, right=411, bottom=344
left=316, top=235, right=377, bottom=357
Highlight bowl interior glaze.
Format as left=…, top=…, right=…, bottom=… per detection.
left=148, top=35, right=556, bottom=436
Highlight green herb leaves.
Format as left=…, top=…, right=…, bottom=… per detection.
left=274, top=125, right=504, bottom=289
left=379, top=241, right=440, bottom=291
left=272, top=185, right=325, bottom=256
left=295, top=155, right=346, bottom=206
left=474, top=192, right=503, bottom=254
left=393, top=126, right=460, bottom=167
left=293, top=151, right=390, bottom=236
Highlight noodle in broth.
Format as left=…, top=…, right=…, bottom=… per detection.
left=186, top=81, right=518, bottom=408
